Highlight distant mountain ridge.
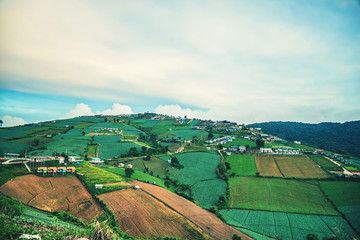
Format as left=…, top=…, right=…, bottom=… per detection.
left=249, top=121, right=360, bottom=158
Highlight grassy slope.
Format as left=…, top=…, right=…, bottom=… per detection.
left=225, top=155, right=257, bottom=176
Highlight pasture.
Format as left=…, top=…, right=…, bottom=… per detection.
left=228, top=177, right=338, bottom=215
left=255, top=155, right=283, bottom=177
left=320, top=181, right=360, bottom=207
left=0, top=141, right=30, bottom=157
left=45, top=137, right=90, bottom=156
left=162, top=152, right=221, bottom=185
left=191, top=179, right=227, bottom=209
left=220, top=209, right=358, bottom=240
left=225, top=155, right=257, bottom=176
left=274, top=155, right=329, bottom=178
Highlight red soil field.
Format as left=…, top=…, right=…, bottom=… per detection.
left=0, top=174, right=103, bottom=222
left=129, top=181, right=253, bottom=240
left=99, top=189, right=210, bottom=239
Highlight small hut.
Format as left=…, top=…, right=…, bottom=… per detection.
left=126, top=164, right=133, bottom=169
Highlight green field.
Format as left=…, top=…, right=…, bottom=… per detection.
left=93, top=135, right=122, bottom=144
left=344, top=166, right=360, bottom=172
left=228, top=177, right=339, bottom=215
left=104, top=167, right=166, bottom=188
left=0, top=141, right=30, bottom=157
left=308, top=155, right=343, bottom=171
left=0, top=164, right=30, bottom=186
left=161, top=152, right=221, bottom=185
left=191, top=179, right=227, bottom=209
left=225, top=155, right=257, bottom=176
left=320, top=181, right=360, bottom=207
left=338, top=205, right=360, bottom=233
left=220, top=209, right=358, bottom=240
left=97, top=142, right=142, bottom=159
left=223, top=138, right=256, bottom=148
left=77, top=161, right=123, bottom=187
left=44, top=137, right=90, bottom=156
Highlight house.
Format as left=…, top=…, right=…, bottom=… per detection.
left=126, top=164, right=133, bottom=169
left=68, top=156, right=83, bottom=164
left=118, top=163, right=125, bottom=168
left=48, top=167, right=57, bottom=175
left=58, top=157, right=65, bottom=164
left=228, top=146, right=239, bottom=152
left=66, top=167, right=76, bottom=173
left=133, top=185, right=140, bottom=190
left=239, top=146, right=247, bottom=152
left=95, top=184, right=103, bottom=189
left=57, top=167, right=67, bottom=175
left=260, top=148, right=273, bottom=153
left=90, top=157, right=104, bottom=165
left=294, top=141, right=301, bottom=145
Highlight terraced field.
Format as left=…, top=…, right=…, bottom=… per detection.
left=0, top=174, right=103, bottom=222
left=228, top=177, right=338, bottom=215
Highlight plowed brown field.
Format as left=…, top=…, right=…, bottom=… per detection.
left=255, top=155, right=283, bottom=177
left=0, top=174, right=103, bottom=222
left=274, top=155, right=328, bottom=178
left=99, top=189, right=210, bottom=239
left=129, top=181, right=252, bottom=240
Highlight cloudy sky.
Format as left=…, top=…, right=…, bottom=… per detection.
left=1, top=0, right=359, bottom=127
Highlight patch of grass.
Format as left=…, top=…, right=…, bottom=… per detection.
left=104, top=167, right=166, bottom=188
left=223, top=138, right=256, bottom=148
left=225, top=155, right=257, bottom=176
left=228, top=177, right=339, bottom=215
left=0, top=164, right=30, bottom=186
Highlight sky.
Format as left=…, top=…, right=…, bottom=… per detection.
left=0, top=0, right=359, bottom=127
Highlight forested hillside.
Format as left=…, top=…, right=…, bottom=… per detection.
left=249, top=121, right=360, bottom=158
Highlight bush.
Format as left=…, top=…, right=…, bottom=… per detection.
left=0, top=196, right=23, bottom=216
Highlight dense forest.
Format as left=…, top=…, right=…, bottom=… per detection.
left=249, top=121, right=360, bottom=158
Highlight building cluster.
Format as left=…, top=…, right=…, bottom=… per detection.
left=228, top=146, right=247, bottom=153
left=37, top=166, right=76, bottom=175
left=118, top=163, right=133, bottom=168
left=206, top=136, right=235, bottom=145
left=320, top=152, right=352, bottom=165
left=260, top=147, right=300, bottom=155
left=94, top=128, right=121, bottom=134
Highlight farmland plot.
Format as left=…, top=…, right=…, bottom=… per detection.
left=320, top=181, right=360, bottom=233
left=225, top=155, right=257, bottom=176
left=255, top=155, right=283, bottom=177
left=99, top=189, right=210, bottom=239
left=191, top=179, right=227, bottom=209
left=308, top=155, right=343, bottom=171
left=274, top=155, right=328, bottom=178
left=220, top=209, right=358, bottom=240
left=0, top=141, right=30, bottom=157
left=45, top=137, right=90, bottom=156
left=224, top=138, right=256, bottom=148
left=228, top=177, right=338, bottom=215
left=129, top=181, right=252, bottom=240
left=97, top=142, right=142, bottom=159
left=0, top=174, right=103, bottom=222
left=162, top=152, right=221, bottom=185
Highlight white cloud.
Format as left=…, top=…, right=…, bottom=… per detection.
left=96, top=103, right=133, bottom=115
left=64, top=103, right=94, bottom=119
left=2, top=115, right=27, bottom=127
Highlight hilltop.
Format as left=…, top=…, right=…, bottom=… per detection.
left=0, top=113, right=359, bottom=240
left=249, top=121, right=360, bottom=158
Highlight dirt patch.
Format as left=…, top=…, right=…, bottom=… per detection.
left=99, top=189, right=210, bottom=239
left=129, top=181, right=253, bottom=240
left=0, top=174, right=103, bottom=222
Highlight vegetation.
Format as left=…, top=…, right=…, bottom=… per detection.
left=220, top=209, right=357, bottom=240
left=249, top=121, right=360, bottom=158
left=225, top=155, right=257, bottom=176
left=228, top=177, right=339, bottom=215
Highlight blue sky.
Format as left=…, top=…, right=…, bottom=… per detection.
left=0, top=0, right=359, bottom=127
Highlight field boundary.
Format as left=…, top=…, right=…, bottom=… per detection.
left=272, top=156, right=284, bottom=177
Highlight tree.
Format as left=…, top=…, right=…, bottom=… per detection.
left=306, top=233, right=318, bottom=240
left=256, top=139, right=265, bottom=148
left=225, top=162, right=231, bottom=170
left=33, top=138, right=40, bottom=147
left=208, top=132, right=214, bottom=140
left=232, top=234, right=242, bottom=240
left=125, top=168, right=134, bottom=177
